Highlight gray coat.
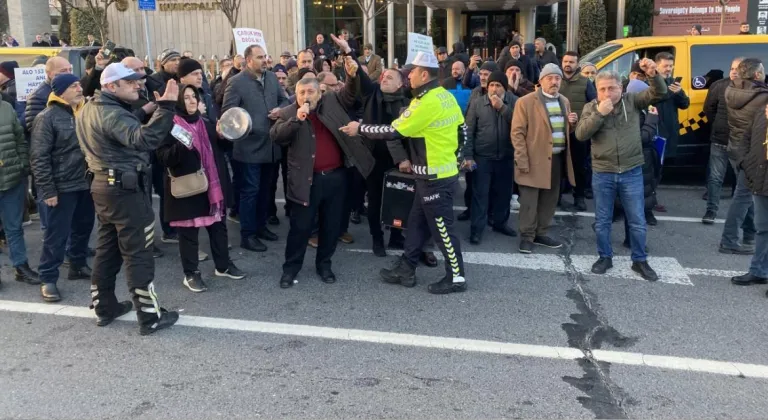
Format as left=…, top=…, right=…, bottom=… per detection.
left=222, top=69, right=289, bottom=164
left=463, top=90, right=517, bottom=160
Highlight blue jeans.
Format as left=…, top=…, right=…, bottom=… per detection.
left=706, top=144, right=732, bottom=214
left=593, top=167, right=647, bottom=261
left=0, top=181, right=28, bottom=267
left=38, top=190, right=95, bottom=284
left=239, top=162, right=274, bottom=238
left=750, top=194, right=768, bottom=278
left=721, top=164, right=756, bottom=248
left=470, top=157, right=514, bottom=237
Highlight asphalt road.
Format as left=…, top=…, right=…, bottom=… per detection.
left=2, top=181, right=768, bottom=419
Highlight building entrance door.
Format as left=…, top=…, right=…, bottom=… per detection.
left=463, top=11, right=517, bottom=59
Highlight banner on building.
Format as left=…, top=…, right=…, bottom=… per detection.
left=653, top=0, right=748, bottom=35
left=405, top=33, right=434, bottom=65
left=748, top=0, right=768, bottom=34
left=14, top=67, right=46, bottom=102
left=233, top=28, right=268, bottom=57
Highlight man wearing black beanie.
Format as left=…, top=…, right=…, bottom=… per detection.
left=462, top=70, right=518, bottom=244
left=0, top=61, right=19, bottom=108
left=178, top=57, right=217, bottom=123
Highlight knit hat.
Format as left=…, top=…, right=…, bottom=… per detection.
left=51, top=73, right=80, bottom=96
left=0, top=61, right=18, bottom=80
left=479, top=61, right=498, bottom=72
left=504, top=59, right=522, bottom=72
left=298, top=68, right=316, bottom=79
left=159, top=48, right=181, bottom=65
left=539, top=63, right=563, bottom=79
left=178, top=57, right=203, bottom=78
left=487, top=70, right=508, bottom=90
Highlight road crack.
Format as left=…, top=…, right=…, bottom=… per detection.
left=557, top=214, right=639, bottom=419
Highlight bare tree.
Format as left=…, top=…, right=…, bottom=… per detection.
left=355, top=0, right=398, bottom=48
left=58, top=0, right=118, bottom=42
left=220, top=0, right=242, bottom=55
left=719, top=0, right=731, bottom=35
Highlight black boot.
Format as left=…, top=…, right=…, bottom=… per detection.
left=427, top=275, right=467, bottom=295
left=379, top=256, right=416, bottom=287
left=132, top=283, right=179, bottom=336
left=41, top=283, right=61, bottom=302
left=15, top=263, right=40, bottom=285
left=90, top=285, right=133, bottom=327
left=631, top=261, right=659, bottom=281
left=372, top=237, right=387, bottom=257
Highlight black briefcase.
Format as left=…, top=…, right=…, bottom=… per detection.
left=381, top=169, right=416, bottom=229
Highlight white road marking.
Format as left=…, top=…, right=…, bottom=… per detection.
left=1, top=299, right=766, bottom=379
left=349, top=250, right=697, bottom=285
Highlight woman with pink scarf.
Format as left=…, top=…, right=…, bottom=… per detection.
left=156, top=85, right=246, bottom=292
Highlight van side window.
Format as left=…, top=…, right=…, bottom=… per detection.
left=691, top=44, right=768, bottom=88
left=598, top=46, right=676, bottom=85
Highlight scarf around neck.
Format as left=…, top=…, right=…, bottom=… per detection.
left=173, top=114, right=223, bottom=215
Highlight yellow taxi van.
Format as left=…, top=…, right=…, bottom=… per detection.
left=580, top=35, right=768, bottom=173
left=0, top=46, right=136, bottom=78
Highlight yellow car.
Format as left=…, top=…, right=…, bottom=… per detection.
left=581, top=35, right=768, bottom=172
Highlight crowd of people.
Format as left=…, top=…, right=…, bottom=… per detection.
left=0, top=27, right=767, bottom=336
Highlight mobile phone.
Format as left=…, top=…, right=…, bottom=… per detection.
left=473, top=48, right=481, bottom=56
left=674, top=76, right=683, bottom=83
left=103, top=39, right=116, bottom=57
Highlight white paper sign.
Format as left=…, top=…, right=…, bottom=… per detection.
left=14, top=67, right=47, bottom=102
left=232, top=28, right=268, bottom=57
left=405, top=33, right=434, bottom=65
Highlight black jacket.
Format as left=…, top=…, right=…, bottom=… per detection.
left=147, top=69, right=177, bottom=96
left=497, top=51, right=537, bottom=83
left=155, top=112, right=233, bottom=222
left=534, top=50, right=559, bottom=70
left=356, top=66, right=410, bottom=164
left=703, top=78, right=730, bottom=146
left=463, top=91, right=517, bottom=160
left=743, top=111, right=768, bottom=196
left=654, top=78, right=690, bottom=158
left=30, top=98, right=88, bottom=200
left=725, top=78, right=768, bottom=165
left=270, top=73, right=375, bottom=206
left=24, top=80, right=52, bottom=134
left=222, top=69, right=288, bottom=164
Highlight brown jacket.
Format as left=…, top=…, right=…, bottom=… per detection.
left=510, top=90, right=576, bottom=190
left=359, top=54, right=383, bottom=81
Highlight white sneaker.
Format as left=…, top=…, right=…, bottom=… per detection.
left=510, top=194, right=520, bottom=210
left=198, top=250, right=209, bottom=262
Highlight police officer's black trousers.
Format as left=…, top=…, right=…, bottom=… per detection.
left=90, top=178, right=158, bottom=324
left=404, top=176, right=465, bottom=279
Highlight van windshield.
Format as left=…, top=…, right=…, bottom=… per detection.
left=579, top=42, right=622, bottom=66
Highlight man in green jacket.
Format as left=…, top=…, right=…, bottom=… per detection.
left=575, top=58, right=666, bottom=282
left=0, top=99, right=40, bottom=288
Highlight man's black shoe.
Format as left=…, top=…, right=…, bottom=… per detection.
left=492, top=224, right=518, bottom=237
left=152, top=245, right=164, bottom=259
left=631, top=261, right=659, bottom=281
left=139, top=310, right=179, bottom=336
left=519, top=240, right=534, bottom=254
left=15, top=263, right=40, bottom=285
left=731, top=273, right=768, bottom=286
left=380, top=257, right=416, bottom=287
left=68, top=265, right=92, bottom=280
left=241, top=236, right=267, bottom=252
left=280, top=273, right=296, bottom=289
left=591, top=257, right=613, bottom=274
left=428, top=276, right=467, bottom=295
left=719, top=244, right=754, bottom=255
left=701, top=210, right=716, bottom=225
left=41, top=283, right=61, bottom=302
left=317, top=268, right=336, bottom=284
left=645, top=211, right=658, bottom=226
left=420, top=251, right=438, bottom=267
left=469, top=233, right=481, bottom=245
left=372, top=237, right=387, bottom=257
left=350, top=211, right=362, bottom=225
left=533, top=236, right=563, bottom=249
left=257, top=228, right=278, bottom=242
left=457, top=210, right=470, bottom=221
left=267, top=216, right=280, bottom=226
left=96, top=301, right=133, bottom=327
left=574, top=197, right=587, bottom=212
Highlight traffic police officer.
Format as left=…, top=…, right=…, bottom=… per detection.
left=340, top=51, right=468, bottom=295
left=76, top=63, right=179, bottom=335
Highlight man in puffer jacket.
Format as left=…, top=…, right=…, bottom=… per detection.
left=31, top=74, right=94, bottom=302
left=720, top=58, right=768, bottom=255
left=0, top=94, right=40, bottom=287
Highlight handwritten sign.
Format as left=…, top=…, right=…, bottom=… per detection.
left=232, top=28, right=268, bottom=57
left=14, top=67, right=46, bottom=102
left=405, top=33, right=434, bottom=65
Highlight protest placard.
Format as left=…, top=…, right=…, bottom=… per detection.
left=232, top=28, right=268, bottom=57
left=14, top=67, right=47, bottom=102
left=405, top=33, right=434, bottom=65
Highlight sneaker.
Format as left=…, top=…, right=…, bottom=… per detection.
left=215, top=262, right=246, bottom=279
left=701, top=210, right=716, bottom=225
left=519, top=240, right=534, bottom=254
left=227, top=213, right=240, bottom=224
left=338, top=232, right=354, bottom=244
left=510, top=194, right=521, bottom=210
left=183, top=272, right=208, bottom=292
left=631, top=261, right=659, bottom=281
left=152, top=245, right=164, bottom=258
left=533, top=236, right=562, bottom=249
left=591, top=257, right=613, bottom=274
left=161, top=233, right=179, bottom=244
left=198, top=250, right=209, bottom=262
